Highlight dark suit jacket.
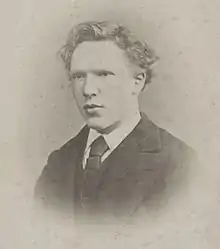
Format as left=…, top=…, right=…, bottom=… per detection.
left=34, top=113, right=196, bottom=218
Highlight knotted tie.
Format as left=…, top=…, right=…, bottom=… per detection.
left=82, top=136, right=109, bottom=199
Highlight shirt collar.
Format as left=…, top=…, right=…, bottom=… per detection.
left=86, top=112, right=141, bottom=152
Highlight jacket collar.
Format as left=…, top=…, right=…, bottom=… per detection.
left=134, top=112, right=162, bottom=153
left=74, top=112, right=162, bottom=155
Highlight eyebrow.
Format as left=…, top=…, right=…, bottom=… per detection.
left=92, top=70, right=115, bottom=75
left=70, top=70, right=86, bottom=74
left=70, top=69, right=115, bottom=75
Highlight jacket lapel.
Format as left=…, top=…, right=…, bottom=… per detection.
left=72, top=114, right=164, bottom=214
left=63, top=126, right=89, bottom=204
left=95, top=114, right=164, bottom=210
left=101, top=113, right=162, bottom=176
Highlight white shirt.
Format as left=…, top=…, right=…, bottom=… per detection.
left=82, top=112, right=141, bottom=169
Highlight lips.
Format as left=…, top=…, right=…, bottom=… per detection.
left=83, top=103, right=103, bottom=110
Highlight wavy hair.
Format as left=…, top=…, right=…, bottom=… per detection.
left=59, top=21, right=158, bottom=85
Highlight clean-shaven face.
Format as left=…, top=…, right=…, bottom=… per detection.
left=70, top=40, right=142, bottom=133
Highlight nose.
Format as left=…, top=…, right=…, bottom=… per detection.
left=83, top=73, right=100, bottom=97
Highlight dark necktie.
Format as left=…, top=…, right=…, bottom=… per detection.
left=82, top=136, right=109, bottom=200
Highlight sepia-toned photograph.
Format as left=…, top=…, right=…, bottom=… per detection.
left=34, top=20, right=197, bottom=220
left=1, top=0, right=219, bottom=248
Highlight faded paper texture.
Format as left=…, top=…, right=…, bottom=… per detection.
left=0, top=0, right=219, bottom=248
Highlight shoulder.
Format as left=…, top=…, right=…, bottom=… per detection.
left=157, top=126, right=197, bottom=198
left=47, top=125, right=89, bottom=163
left=34, top=126, right=89, bottom=198
left=142, top=114, right=197, bottom=177
left=45, top=124, right=89, bottom=168
left=139, top=119, right=198, bottom=210
left=137, top=113, right=195, bottom=159
left=158, top=126, right=196, bottom=163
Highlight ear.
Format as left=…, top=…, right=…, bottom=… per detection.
left=133, top=72, right=147, bottom=94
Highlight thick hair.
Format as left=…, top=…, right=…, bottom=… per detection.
left=60, top=21, right=158, bottom=85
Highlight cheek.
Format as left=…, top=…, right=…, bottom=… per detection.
left=102, top=76, right=127, bottom=95
left=106, top=84, right=133, bottom=103
left=102, top=85, right=123, bottom=104
left=102, top=87, right=129, bottom=115
left=72, top=84, right=84, bottom=105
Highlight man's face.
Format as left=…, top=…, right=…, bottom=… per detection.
left=70, top=41, right=142, bottom=133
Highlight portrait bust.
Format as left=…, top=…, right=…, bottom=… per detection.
left=34, top=21, right=196, bottom=219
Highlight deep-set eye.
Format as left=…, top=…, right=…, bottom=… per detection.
left=71, top=73, right=86, bottom=80
left=96, top=71, right=114, bottom=77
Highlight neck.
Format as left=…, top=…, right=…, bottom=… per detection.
left=98, top=109, right=141, bottom=135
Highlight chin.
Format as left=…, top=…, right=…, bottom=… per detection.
left=86, top=116, right=119, bottom=134
left=86, top=116, right=107, bottom=131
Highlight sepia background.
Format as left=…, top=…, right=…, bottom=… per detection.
left=0, top=0, right=219, bottom=248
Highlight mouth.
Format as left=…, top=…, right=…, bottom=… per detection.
left=83, top=103, right=104, bottom=112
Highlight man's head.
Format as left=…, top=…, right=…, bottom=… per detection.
left=60, top=21, right=157, bottom=133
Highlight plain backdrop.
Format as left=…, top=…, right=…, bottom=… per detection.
left=0, top=0, right=220, bottom=248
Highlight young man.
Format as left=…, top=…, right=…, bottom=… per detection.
left=35, top=21, right=195, bottom=218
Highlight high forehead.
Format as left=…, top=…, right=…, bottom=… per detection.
left=70, top=40, right=132, bottom=71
